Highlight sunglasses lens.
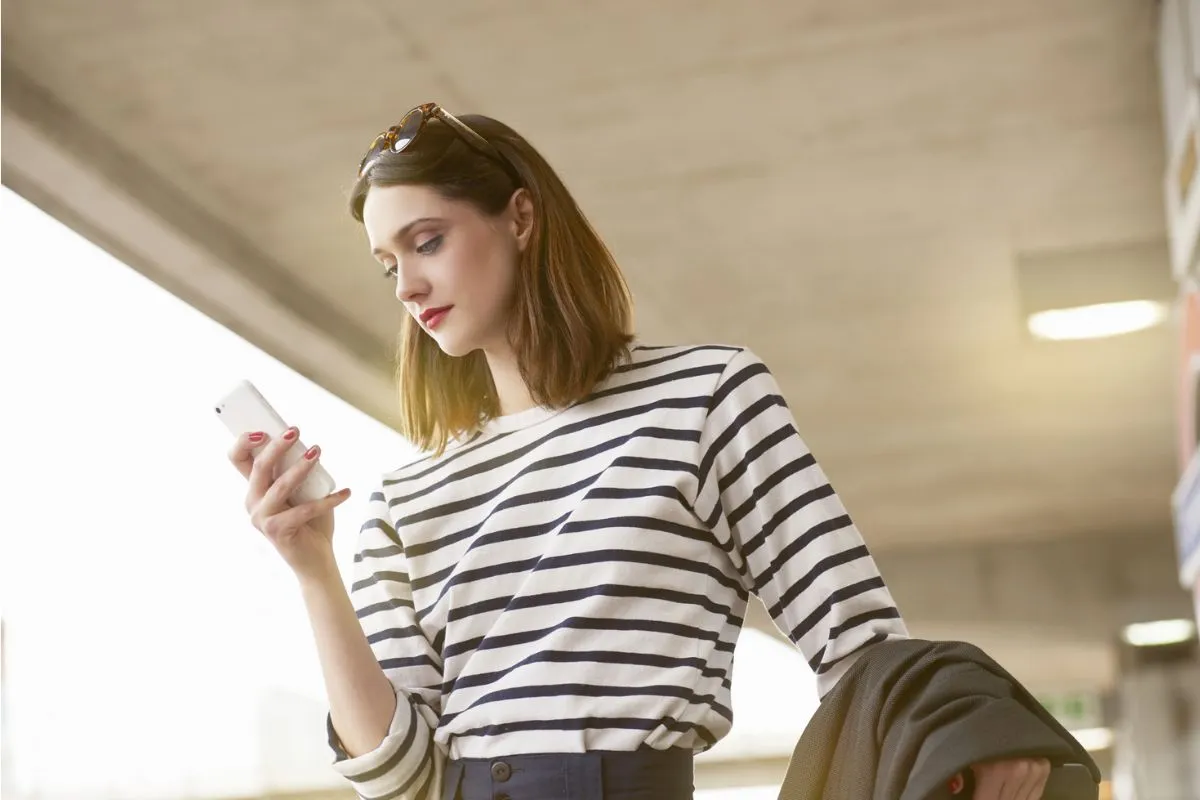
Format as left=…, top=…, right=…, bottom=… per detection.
left=391, top=110, right=425, bottom=153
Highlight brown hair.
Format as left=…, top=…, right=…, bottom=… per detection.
left=349, top=114, right=634, bottom=453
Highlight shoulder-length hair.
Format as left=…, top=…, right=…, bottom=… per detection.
left=349, top=113, right=634, bottom=453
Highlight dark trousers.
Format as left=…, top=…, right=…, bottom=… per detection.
left=442, top=747, right=695, bottom=800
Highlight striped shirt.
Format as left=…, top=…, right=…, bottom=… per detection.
left=328, top=344, right=909, bottom=799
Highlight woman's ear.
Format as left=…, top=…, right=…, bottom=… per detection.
left=508, top=188, right=535, bottom=252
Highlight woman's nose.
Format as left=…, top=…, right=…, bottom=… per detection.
left=393, top=264, right=427, bottom=303
left=395, top=280, right=421, bottom=303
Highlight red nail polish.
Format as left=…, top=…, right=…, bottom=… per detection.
left=248, top=432, right=265, bottom=443
left=283, top=428, right=298, bottom=441
left=304, top=445, right=320, bottom=460
left=948, top=773, right=965, bottom=795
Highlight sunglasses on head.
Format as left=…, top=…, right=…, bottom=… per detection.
left=357, top=102, right=521, bottom=185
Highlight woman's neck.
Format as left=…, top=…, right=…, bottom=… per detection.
left=484, top=345, right=537, bottom=417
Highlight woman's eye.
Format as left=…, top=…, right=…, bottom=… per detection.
left=382, top=264, right=398, bottom=279
left=415, top=235, right=443, bottom=256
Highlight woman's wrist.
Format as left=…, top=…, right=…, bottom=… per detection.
left=295, top=551, right=345, bottom=596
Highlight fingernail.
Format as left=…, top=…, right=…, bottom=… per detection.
left=283, top=427, right=298, bottom=441
left=304, top=445, right=320, bottom=460
left=248, top=432, right=265, bottom=443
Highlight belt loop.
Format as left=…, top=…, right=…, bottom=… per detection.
left=581, top=751, right=604, bottom=800
left=440, top=759, right=464, bottom=800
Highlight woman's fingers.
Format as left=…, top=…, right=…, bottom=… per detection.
left=257, top=440, right=323, bottom=514
left=259, top=487, right=353, bottom=541
left=247, top=428, right=300, bottom=510
left=227, top=430, right=267, bottom=480
left=1018, top=759, right=1050, bottom=800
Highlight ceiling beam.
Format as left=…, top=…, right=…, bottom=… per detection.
left=1, top=67, right=399, bottom=427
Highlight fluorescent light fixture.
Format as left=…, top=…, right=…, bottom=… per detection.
left=1068, top=727, right=1114, bottom=752
left=1120, top=618, right=1197, bottom=647
left=1027, top=300, right=1168, bottom=341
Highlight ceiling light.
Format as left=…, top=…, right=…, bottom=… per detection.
left=1120, top=618, right=1197, bottom=647
left=1015, top=240, right=1175, bottom=341
left=1027, top=300, right=1168, bottom=341
left=1068, top=727, right=1114, bottom=752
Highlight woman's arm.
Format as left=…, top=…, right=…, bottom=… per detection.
left=695, top=348, right=909, bottom=696
left=299, top=558, right=398, bottom=757
left=317, top=486, right=446, bottom=800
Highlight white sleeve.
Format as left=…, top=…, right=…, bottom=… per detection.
left=696, top=348, right=909, bottom=697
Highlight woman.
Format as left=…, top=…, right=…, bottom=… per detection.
left=228, top=104, right=1051, bottom=800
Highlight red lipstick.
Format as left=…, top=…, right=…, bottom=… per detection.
left=421, top=305, right=452, bottom=329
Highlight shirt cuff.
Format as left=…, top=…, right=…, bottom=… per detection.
left=326, top=690, right=419, bottom=778
left=326, top=694, right=444, bottom=799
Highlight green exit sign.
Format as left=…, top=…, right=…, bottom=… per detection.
left=1035, top=691, right=1103, bottom=730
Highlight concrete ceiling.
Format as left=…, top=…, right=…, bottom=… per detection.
left=4, top=0, right=1192, bottom=694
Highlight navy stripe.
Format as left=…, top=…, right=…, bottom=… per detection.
left=392, top=424, right=702, bottom=526
left=698, top=393, right=785, bottom=492
left=471, top=618, right=721, bottom=664
left=789, top=576, right=888, bottom=643
left=441, top=683, right=731, bottom=727
left=767, top=545, right=871, bottom=619
left=446, top=649, right=728, bottom=698
left=716, top=423, right=795, bottom=493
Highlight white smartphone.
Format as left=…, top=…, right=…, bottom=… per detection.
left=214, top=380, right=337, bottom=505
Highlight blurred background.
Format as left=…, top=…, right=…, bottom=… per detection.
left=3, top=1, right=1200, bottom=798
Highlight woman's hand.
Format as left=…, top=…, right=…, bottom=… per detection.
left=228, top=427, right=352, bottom=580
left=964, top=757, right=1051, bottom=799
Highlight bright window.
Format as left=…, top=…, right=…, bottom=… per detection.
left=1, top=188, right=413, bottom=799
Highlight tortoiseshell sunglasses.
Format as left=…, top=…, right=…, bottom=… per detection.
left=357, top=102, right=520, bottom=184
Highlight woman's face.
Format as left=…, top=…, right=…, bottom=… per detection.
left=363, top=184, right=532, bottom=358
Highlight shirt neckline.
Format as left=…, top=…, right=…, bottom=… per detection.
left=475, top=341, right=641, bottom=436
left=478, top=403, right=566, bottom=435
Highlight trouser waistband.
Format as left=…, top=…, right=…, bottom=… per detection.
left=443, top=746, right=694, bottom=800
